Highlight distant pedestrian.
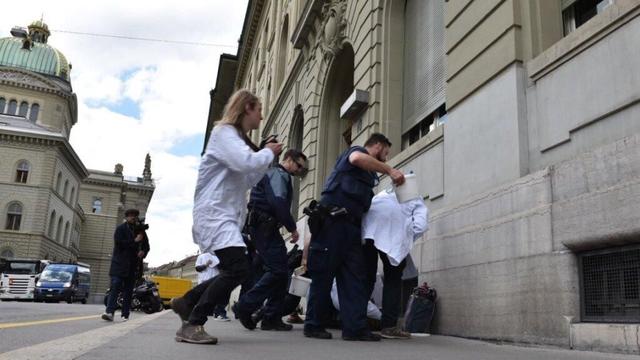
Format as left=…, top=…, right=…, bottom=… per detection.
left=169, top=89, right=283, bottom=344
left=102, top=208, right=149, bottom=322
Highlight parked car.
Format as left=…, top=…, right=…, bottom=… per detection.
left=35, top=263, right=91, bottom=303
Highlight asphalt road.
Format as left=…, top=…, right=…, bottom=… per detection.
left=1, top=302, right=637, bottom=360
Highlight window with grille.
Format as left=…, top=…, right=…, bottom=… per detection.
left=580, top=245, right=640, bottom=322
left=401, top=0, right=446, bottom=149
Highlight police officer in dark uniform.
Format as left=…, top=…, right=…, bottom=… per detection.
left=233, top=149, right=308, bottom=331
left=304, top=133, right=405, bottom=341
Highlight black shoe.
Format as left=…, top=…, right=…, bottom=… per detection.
left=304, top=329, right=332, bottom=339
left=261, top=318, right=293, bottom=331
left=232, top=303, right=256, bottom=330
left=342, top=332, right=382, bottom=342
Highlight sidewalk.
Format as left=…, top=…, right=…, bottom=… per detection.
left=4, top=311, right=637, bottom=360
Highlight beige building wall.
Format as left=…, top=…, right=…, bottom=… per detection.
left=226, top=0, right=640, bottom=352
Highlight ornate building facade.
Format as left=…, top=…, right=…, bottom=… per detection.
left=206, top=0, right=640, bottom=353
left=0, top=21, right=155, bottom=302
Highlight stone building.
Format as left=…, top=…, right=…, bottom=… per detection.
left=0, top=21, right=155, bottom=303
left=205, top=0, right=640, bottom=353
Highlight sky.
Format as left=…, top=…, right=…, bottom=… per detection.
left=0, top=0, right=249, bottom=266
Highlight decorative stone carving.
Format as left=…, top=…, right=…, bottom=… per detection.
left=317, top=0, right=348, bottom=62
left=0, top=69, right=57, bottom=90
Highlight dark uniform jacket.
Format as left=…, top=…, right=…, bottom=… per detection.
left=109, top=222, right=150, bottom=278
left=248, top=164, right=296, bottom=232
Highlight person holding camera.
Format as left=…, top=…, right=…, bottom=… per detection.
left=170, top=89, right=283, bottom=345
left=102, top=208, right=149, bottom=322
left=304, top=133, right=405, bottom=341
left=233, top=149, right=307, bottom=331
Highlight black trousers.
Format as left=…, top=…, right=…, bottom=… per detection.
left=183, top=247, right=249, bottom=325
left=363, top=239, right=407, bottom=329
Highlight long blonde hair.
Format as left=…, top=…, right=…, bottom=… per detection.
left=218, top=89, right=261, bottom=151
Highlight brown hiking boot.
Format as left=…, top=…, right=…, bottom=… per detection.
left=175, top=324, right=218, bottom=344
left=380, top=326, right=411, bottom=339
left=170, top=297, right=192, bottom=323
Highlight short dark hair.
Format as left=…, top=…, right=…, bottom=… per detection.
left=124, top=209, right=140, bottom=217
left=283, top=149, right=307, bottom=163
left=364, top=133, right=392, bottom=148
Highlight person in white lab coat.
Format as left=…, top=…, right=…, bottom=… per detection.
left=362, top=190, right=428, bottom=339
left=170, top=89, right=283, bottom=345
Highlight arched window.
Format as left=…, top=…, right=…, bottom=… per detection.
left=56, top=172, right=62, bottom=193
left=15, top=160, right=30, bottom=183
left=70, top=187, right=76, bottom=204
left=0, top=248, right=14, bottom=259
left=5, top=202, right=23, bottom=231
left=0, top=97, right=6, bottom=114
left=48, top=211, right=56, bottom=238
left=64, top=221, right=71, bottom=246
left=56, top=216, right=63, bottom=243
left=63, top=180, right=69, bottom=200
left=7, top=100, right=17, bottom=115
left=29, top=103, right=40, bottom=122
left=275, top=15, right=289, bottom=91
left=92, top=199, right=102, bottom=214
left=18, top=101, right=29, bottom=117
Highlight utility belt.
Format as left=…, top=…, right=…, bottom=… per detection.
left=246, top=208, right=281, bottom=231
left=303, top=200, right=360, bottom=235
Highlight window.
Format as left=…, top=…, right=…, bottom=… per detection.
left=92, top=199, right=103, bottom=214
left=18, top=101, right=28, bottom=117
left=402, top=104, right=447, bottom=150
left=70, top=187, right=76, bottom=204
left=56, top=216, right=63, bottom=243
left=563, top=0, right=614, bottom=35
left=580, top=245, right=640, bottom=322
left=29, top=103, right=39, bottom=122
left=275, top=16, right=289, bottom=90
left=0, top=97, right=5, bottom=114
left=15, top=160, right=30, bottom=183
left=5, top=202, right=22, bottom=231
left=64, top=222, right=70, bottom=246
left=402, top=0, right=446, bottom=143
left=63, top=180, right=69, bottom=200
left=48, top=211, right=56, bottom=238
left=56, top=172, right=62, bottom=193
left=0, top=248, right=14, bottom=259
left=289, top=106, right=304, bottom=218
left=7, top=100, right=17, bottom=115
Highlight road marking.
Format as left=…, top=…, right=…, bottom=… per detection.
left=0, top=315, right=99, bottom=329
left=0, top=311, right=167, bottom=359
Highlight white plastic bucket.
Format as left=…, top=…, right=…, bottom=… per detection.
left=394, top=173, right=420, bottom=203
left=289, top=274, right=312, bottom=297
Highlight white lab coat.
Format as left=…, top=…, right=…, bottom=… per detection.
left=192, top=124, right=274, bottom=253
left=362, top=191, right=428, bottom=266
left=195, top=252, right=220, bottom=284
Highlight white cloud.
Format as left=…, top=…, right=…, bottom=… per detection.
left=1, top=0, right=248, bottom=266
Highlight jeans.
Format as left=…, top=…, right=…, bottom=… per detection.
left=304, top=216, right=370, bottom=338
left=105, top=275, right=135, bottom=318
left=363, top=239, right=407, bottom=329
left=182, top=247, right=250, bottom=325
left=237, top=221, right=288, bottom=321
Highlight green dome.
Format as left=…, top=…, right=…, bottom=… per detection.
left=0, top=29, right=70, bottom=82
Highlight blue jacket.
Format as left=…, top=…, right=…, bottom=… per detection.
left=248, top=165, right=296, bottom=232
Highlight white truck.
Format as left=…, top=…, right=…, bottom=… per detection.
left=0, top=258, right=49, bottom=301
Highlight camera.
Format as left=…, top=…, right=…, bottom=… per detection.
left=259, top=134, right=278, bottom=149
left=133, top=217, right=149, bottom=234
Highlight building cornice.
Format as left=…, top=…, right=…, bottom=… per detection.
left=236, top=0, right=266, bottom=89
left=0, top=129, right=89, bottom=178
